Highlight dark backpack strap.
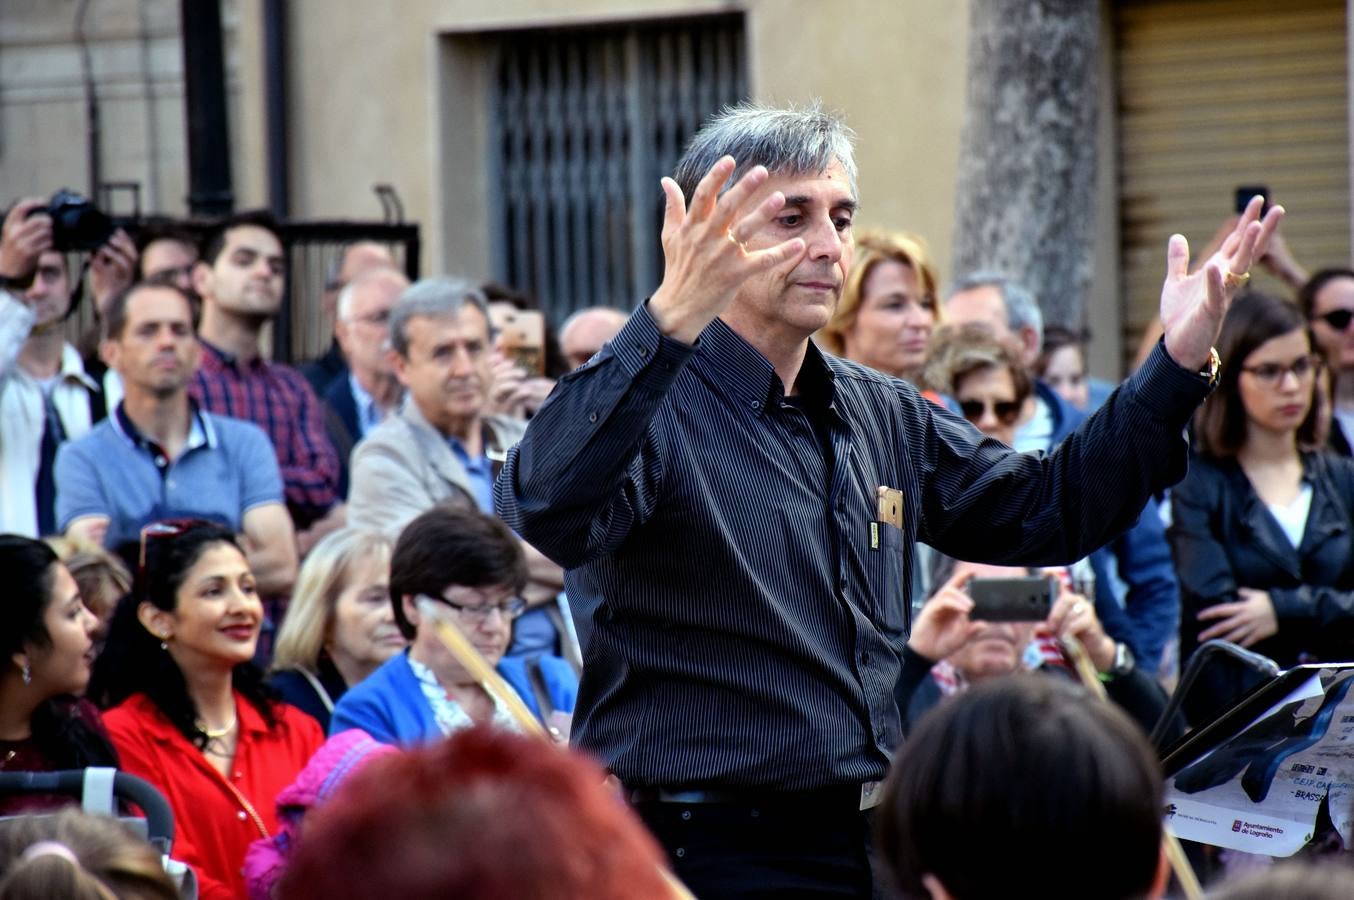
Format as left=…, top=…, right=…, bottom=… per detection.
left=524, top=657, right=555, bottom=723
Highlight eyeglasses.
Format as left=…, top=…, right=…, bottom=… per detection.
left=417, top=592, right=526, bottom=624
left=1239, top=354, right=1323, bottom=386
left=959, top=398, right=1022, bottom=425
left=1316, top=309, right=1354, bottom=332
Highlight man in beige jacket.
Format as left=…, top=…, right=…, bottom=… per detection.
left=347, top=277, right=572, bottom=662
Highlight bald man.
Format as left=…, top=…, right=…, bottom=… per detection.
left=302, top=241, right=400, bottom=393
left=559, top=306, right=629, bottom=370
left=323, top=266, right=410, bottom=496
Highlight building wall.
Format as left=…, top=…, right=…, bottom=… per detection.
left=0, top=0, right=245, bottom=218
left=265, top=0, right=973, bottom=292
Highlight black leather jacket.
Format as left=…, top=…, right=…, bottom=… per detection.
left=1169, top=451, right=1354, bottom=718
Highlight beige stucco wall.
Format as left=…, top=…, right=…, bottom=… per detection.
left=1, top=0, right=1130, bottom=375
left=262, top=0, right=972, bottom=283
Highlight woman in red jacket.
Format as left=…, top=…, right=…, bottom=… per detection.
left=90, top=520, right=323, bottom=900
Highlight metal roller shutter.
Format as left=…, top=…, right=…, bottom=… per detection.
left=1115, top=0, right=1349, bottom=371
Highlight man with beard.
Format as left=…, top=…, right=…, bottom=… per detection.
left=189, top=212, right=340, bottom=534
left=55, top=281, right=295, bottom=593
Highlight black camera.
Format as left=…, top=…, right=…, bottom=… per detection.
left=28, top=189, right=114, bottom=252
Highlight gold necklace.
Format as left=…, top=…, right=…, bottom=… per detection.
left=197, top=718, right=237, bottom=739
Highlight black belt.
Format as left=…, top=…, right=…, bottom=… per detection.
left=626, top=782, right=880, bottom=812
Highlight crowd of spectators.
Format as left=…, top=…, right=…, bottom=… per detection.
left=2, top=98, right=1354, bottom=899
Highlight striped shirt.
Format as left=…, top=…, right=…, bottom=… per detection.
left=190, top=339, right=339, bottom=525
left=495, top=305, right=1209, bottom=790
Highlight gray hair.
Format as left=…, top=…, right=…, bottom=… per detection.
left=673, top=101, right=858, bottom=201
left=387, top=276, right=492, bottom=358
left=946, top=271, right=1044, bottom=350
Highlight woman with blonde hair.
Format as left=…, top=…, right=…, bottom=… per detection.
left=269, top=528, right=403, bottom=730
left=817, top=229, right=940, bottom=382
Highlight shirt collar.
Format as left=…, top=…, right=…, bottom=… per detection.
left=56, top=342, right=99, bottom=391
left=197, top=338, right=263, bottom=373
left=695, top=319, right=838, bottom=418
left=113, top=401, right=213, bottom=452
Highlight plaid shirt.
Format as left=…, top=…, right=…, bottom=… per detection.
left=190, top=339, right=339, bottom=524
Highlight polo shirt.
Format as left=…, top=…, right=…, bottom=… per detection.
left=54, top=403, right=283, bottom=550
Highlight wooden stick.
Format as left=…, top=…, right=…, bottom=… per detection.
left=417, top=598, right=545, bottom=735
left=1062, top=636, right=1203, bottom=900
left=416, top=599, right=697, bottom=900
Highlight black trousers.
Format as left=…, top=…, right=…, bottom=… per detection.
left=634, top=795, right=883, bottom=900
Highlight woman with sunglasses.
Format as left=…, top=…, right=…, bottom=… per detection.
left=330, top=504, right=577, bottom=746
left=0, top=536, right=115, bottom=814
left=1170, top=292, right=1354, bottom=723
left=89, top=520, right=324, bottom=900
left=1298, top=268, right=1354, bottom=455
left=921, top=323, right=1032, bottom=447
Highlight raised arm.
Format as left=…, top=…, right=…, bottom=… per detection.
left=493, top=158, right=805, bottom=567
left=0, top=199, right=50, bottom=380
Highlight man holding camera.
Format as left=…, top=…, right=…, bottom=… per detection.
left=0, top=198, right=130, bottom=536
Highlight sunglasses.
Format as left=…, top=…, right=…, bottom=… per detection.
left=959, top=398, right=1022, bottom=425
left=137, top=518, right=208, bottom=571
left=1317, top=309, right=1354, bottom=332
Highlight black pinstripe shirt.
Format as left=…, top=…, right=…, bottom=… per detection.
left=494, top=305, right=1209, bottom=790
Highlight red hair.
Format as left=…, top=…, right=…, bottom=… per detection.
left=277, top=726, right=671, bottom=899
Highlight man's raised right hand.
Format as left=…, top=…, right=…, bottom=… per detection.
left=647, top=156, right=806, bottom=344
left=0, top=198, right=52, bottom=285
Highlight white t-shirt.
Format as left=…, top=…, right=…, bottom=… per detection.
left=1267, top=483, right=1314, bottom=550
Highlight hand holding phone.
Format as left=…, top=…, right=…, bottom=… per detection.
left=967, top=575, right=1057, bottom=622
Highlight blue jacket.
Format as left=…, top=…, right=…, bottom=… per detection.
left=329, top=651, right=578, bottom=746
left=1034, top=379, right=1180, bottom=674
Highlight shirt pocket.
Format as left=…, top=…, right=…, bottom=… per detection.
left=868, top=523, right=908, bottom=636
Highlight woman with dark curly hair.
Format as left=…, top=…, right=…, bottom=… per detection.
left=0, top=535, right=115, bottom=814
left=90, top=520, right=323, bottom=900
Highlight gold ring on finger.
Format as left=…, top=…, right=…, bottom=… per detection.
left=1224, top=269, right=1251, bottom=290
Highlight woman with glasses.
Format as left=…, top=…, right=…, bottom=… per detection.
left=88, top=520, right=324, bottom=900
left=1170, top=292, right=1354, bottom=722
left=268, top=529, right=402, bottom=731
left=0, top=536, right=115, bottom=814
left=1298, top=268, right=1354, bottom=455
left=816, top=229, right=940, bottom=384
left=330, top=504, right=577, bottom=746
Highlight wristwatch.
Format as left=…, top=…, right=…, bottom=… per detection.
left=1200, top=347, right=1221, bottom=387
left=1109, top=642, right=1136, bottom=679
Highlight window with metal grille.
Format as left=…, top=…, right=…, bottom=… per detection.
left=488, top=15, right=747, bottom=322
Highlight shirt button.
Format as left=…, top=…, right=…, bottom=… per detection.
left=588, top=412, right=598, bottom=423
left=638, top=345, right=649, bottom=357
left=237, top=811, right=247, bottom=821
left=751, top=400, right=761, bottom=411
left=166, top=479, right=176, bottom=490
